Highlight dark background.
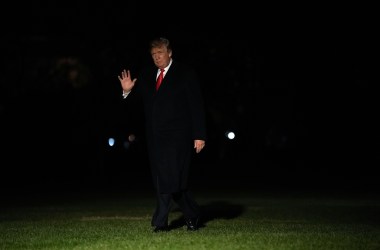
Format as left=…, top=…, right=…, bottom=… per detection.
left=1, top=2, right=378, bottom=194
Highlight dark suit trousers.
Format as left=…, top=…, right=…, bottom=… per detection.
left=151, top=187, right=200, bottom=227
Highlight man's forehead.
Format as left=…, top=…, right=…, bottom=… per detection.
left=151, top=46, right=168, bottom=53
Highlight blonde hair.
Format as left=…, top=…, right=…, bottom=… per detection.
left=150, top=37, right=172, bottom=52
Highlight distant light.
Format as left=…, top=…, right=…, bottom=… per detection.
left=225, top=131, right=235, bottom=140
left=108, top=138, right=115, bottom=146
left=128, top=134, right=136, bottom=142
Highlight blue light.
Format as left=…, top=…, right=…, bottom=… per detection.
left=108, top=138, right=115, bottom=146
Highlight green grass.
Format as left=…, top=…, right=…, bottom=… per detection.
left=1, top=189, right=379, bottom=250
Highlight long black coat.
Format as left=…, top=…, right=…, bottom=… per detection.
left=130, top=60, right=207, bottom=193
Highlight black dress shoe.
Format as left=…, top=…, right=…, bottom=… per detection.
left=153, top=226, right=170, bottom=233
left=185, top=217, right=199, bottom=231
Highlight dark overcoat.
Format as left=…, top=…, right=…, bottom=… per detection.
left=132, top=60, right=207, bottom=193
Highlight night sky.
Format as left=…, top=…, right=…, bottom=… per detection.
left=1, top=2, right=378, bottom=194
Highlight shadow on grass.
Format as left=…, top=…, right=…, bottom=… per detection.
left=169, top=201, right=245, bottom=230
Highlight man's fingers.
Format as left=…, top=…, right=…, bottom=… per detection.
left=120, top=69, right=129, bottom=79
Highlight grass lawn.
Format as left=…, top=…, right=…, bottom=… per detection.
left=1, top=185, right=379, bottom=250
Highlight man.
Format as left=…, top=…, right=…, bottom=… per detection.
left=117, top=37, right=207, bottom=232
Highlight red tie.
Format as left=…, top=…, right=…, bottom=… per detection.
left=156, top=69, right=165, bottom=90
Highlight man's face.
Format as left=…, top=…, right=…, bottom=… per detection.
left=151, top=46, right=172, bottom=69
